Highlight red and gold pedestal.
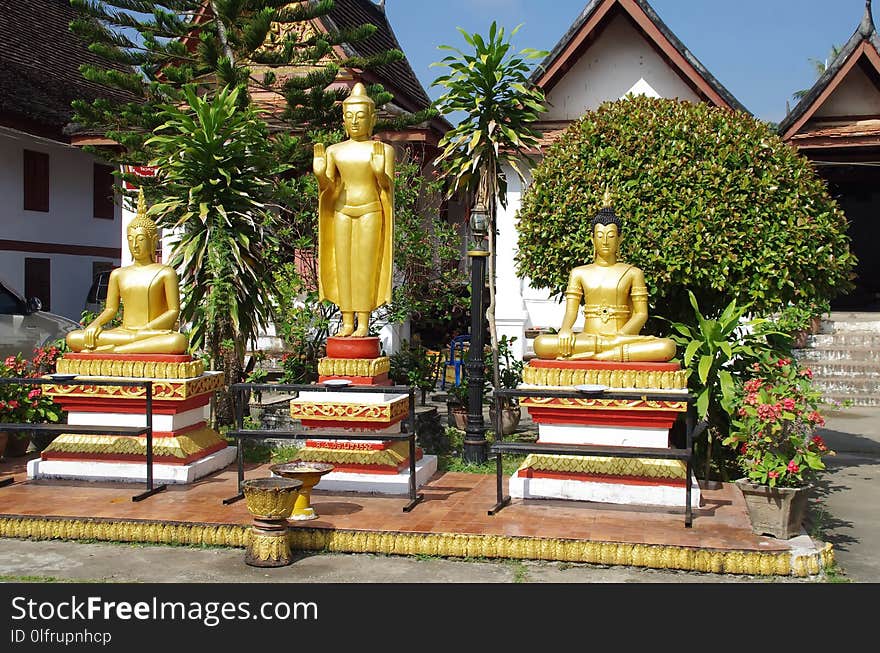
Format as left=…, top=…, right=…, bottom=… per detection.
left=286, top=337, right=437, bottom=494
left=512, top=360, right=700, bottom=508
left=27, top=354, right=237, bottom=484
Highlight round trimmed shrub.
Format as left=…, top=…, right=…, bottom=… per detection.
left=515, top=96, right=856, bottom=327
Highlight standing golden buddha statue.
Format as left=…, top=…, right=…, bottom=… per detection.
left=533, top=199, right=676, bottom=363
left=65, top=190, right=188, bottom=355
left=313, top=82, right=395, bottom=338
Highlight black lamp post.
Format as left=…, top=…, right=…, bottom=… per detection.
left=463, top=203, right=489, bottom=464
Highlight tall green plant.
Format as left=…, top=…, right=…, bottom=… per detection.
left=145, top=85, right=281, bottom=416
left=430, top=22, right=546, bottom=405
left=668, top=291, right=786, bottom=479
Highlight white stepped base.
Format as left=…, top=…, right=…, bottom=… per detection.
left=277, top=455, right=437, bottom=495
left=509, top=472, right=701, bottom=508
left=27, top=447, right=237, bottom=485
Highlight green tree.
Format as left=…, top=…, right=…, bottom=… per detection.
left=430, top=22, right=546, bottom=397
left=515, top=95, right=856, bottom=331
left=69, top=0, right=417, bottom=175
left=145, top=85, right=281, bottom=418
left=792, top=44, right=842, bottom=101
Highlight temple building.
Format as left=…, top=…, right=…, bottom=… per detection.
left=779, top=0, right=880, bottom=311
left=0, top=0, right=129, bottom=320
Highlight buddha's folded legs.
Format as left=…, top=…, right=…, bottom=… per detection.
left=67, top=328, right=188, bottom=354
left=534, top=333, right=675, bottom=362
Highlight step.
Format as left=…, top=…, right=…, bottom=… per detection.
left=811, top=375, right=880, bottom=396
left=802, top=360, right=880, bottom=378
left=822, top=312, right=880, bottom=333
left=821, top=393, right=880, bottom=408
left=808, top=332, right=880, bottom=347
left=795, top=346, right=880, bottom=363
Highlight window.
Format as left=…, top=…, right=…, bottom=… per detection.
left=93, top=163, right=116, bottom=219
left=23, top=149, right=49, bottom=212
left=24, top=258, right=51, bottom=311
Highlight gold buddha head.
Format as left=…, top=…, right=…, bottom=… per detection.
left=127, top=190, right=159, bottom=263
left=591, top=206, right=623, bottom=260
left=342, top=82, right=376, bottom=140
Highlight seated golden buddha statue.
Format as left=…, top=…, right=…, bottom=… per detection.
left=532, top=203, right=676, bottom=363
left=66, top=191, right=188, bottom=355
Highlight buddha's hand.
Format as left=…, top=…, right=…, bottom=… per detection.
left=82, top=324, right=103, bottom=350
left=557, top=329, right=575, bottom=357
left=313, top=143, right=326, bottom=177
left=371, top=141, right=385, bottom=177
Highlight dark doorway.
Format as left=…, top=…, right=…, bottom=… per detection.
left=826, top=172, right=880, bottom=311
left=24, top=257, right=51, bottom=311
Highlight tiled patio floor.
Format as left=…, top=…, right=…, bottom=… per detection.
left=0, top=450, right=832, bottom=577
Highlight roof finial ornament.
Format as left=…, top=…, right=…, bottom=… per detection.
left=860, top=0, right=875, bottom=37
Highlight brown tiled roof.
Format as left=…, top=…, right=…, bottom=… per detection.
left=0, top=0, right=132, bottom=141
left=322, top=0, right=431, bottom=113
left=779, top=3, right=880, bottom=140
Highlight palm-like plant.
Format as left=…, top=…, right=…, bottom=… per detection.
left=430, top=22, right=546, bottom=398
left=145, top=85, right=283, bottom=418
left=791, top=44, right=842, bottom=101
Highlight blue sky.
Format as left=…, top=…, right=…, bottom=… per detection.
left=383, top=0, right=874, bottom=124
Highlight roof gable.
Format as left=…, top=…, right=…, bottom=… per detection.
left=530, top=0, right=746, bottom=113
left=779, top=1, right=880, bottom=142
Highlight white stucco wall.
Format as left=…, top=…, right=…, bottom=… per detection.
left=0, top=128, right=121, bottom=321
left=543, top=12, right=700, bottom=121
left=813, top=62, right=880, bottom=118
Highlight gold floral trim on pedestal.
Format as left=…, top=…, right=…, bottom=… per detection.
left=0, top=516, right=834, bottom=578
left=317, top=357, right=390, bottom=377
left=296, top=441, right=410, bottom=466
left=41, top=427, right=225, bottom=459
left=56, top=357, right=205, bottom=379
left=522, top=366, right=687, bottom=390
left=44, top=371, right=225, bottom=401
left=520, top=396, right=688, bottom=412
left=247, top=529, right=292, bottom=564
left=289, top=397, right=409, bottom=423
left=519, top=454, right=687, bottom=480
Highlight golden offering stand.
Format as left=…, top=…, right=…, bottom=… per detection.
left=242, top=477, right=303, bottom=567
left=269, top=462, right=334, bottom=521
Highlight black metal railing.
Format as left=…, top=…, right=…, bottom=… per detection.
left=222, top=382, right=424, bottom=512
left=487, top=386, right=707, bottom=527
left=0, top=377, right=166, bottom=501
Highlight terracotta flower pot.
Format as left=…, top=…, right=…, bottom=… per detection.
left=489, top=404, right=522, bottom=435
left=735, top=478, right=811, bottom=539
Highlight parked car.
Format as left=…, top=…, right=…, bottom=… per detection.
left=0, top=278, right=80, bottom=359
left=84, top=269, right=113, bottom=315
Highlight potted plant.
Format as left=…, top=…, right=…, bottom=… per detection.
left=1, top=345, right=65, bottom=459
left=722, top=354, right=834, bottom=539
left=445, top=377, right=471, bottom=430
left=389, top=340, right=438, bottom=406
left=486, top=335, right=524, bottom=435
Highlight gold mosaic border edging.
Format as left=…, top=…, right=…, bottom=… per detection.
left=317, top=357, right=390, bottom=377
left=519, top=454, right=687, bottom=480
left=523, top=366, right=687, bottom=390
left=0, top=516, right=832, bottom=578
left=56, top=358, right=205, bottom=380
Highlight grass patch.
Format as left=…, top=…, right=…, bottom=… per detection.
left=437, top=426, right=529, bottom=474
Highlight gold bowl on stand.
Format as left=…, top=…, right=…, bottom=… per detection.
left=269, top=462, right=334, bottom=521
left=241, top=477, right=303, bottom=567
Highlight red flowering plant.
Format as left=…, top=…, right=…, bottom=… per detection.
left=722, top=354, right=834, bottom=488
left=0, top=345, right=65, bottom=428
